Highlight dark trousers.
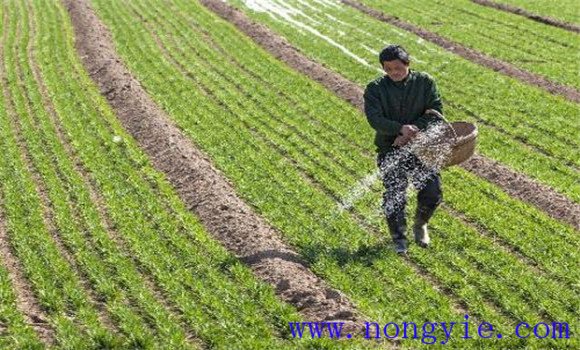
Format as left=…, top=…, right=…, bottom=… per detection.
left=376, top=150, right=443, bottom=240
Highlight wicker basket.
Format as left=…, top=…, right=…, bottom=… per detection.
left=410, top=110, right=478, bottom=168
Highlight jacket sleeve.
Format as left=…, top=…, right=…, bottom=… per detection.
left=363, top=84, right=402, bottom=136
left=413, top=76, right=444, bottom=131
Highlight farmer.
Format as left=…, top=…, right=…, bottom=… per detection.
left=363, top=44, right=444, bottom=254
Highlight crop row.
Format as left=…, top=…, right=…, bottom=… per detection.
left=0, top=263, right=43, bottom=348
left=357, top=0, right=580, bottom=89
left=90, top=0, right=578, bottom=347
left=0, top=0, right=339, bottom=348
left=483, top=0, right=580, bottom=27
left=2, top=1, right=120, bottom=346
left=227, top=0, right=580, bottom=203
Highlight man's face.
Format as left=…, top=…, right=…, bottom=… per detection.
left=382, top=59, right=409, bottom=82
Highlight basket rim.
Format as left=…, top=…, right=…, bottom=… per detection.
left=450, top=122, right=478, bottom=145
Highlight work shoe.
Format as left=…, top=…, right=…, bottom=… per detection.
left=394, top=238, right=408, bottom=254
left=413, top=222, right=430, bottom=248
left=386, top=210, right=407, bottom=254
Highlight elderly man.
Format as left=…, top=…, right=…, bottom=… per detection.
left=363, top=44, right=444, bottom=254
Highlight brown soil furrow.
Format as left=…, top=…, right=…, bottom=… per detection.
left=200, top=0, right=580, bottom=231
left=471, top=0, right=580, bottom=34
left=26, top=15, right=201, bottom=346
left=461, top=155, right=579, bottom=230
left=2, top=13, right=118, bottom=338
left=339, top=0, right=580, bottom=102
left=63, top=0, right=369, bottom=337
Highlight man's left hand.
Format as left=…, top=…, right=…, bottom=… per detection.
left=393, top=134, right=412, bottom=147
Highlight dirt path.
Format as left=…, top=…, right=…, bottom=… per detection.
left=62, top=0, right=371, bottom=337
left=200, top=0, right=580, bottom=231
left=471, top=0, right=580, bottom=34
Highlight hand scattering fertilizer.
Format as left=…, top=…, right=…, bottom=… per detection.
left=336, top=112, right=477, bottom=218
left=380, top=111, right=478, bottom=217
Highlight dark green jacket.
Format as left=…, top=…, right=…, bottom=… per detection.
left=363, top=70, right=443, bottom=153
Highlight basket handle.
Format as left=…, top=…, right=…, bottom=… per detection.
left=424, top=109, right=458, bottom=145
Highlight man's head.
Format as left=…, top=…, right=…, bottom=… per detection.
left=379, top=44, right=410, bottom=82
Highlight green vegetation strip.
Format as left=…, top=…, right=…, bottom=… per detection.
left=0, top=0, right=351, bottom=348
left=226, top=0, right=580, bottom=203
left=89, top=0, right=578, bottom=347
left=358, top=0, right=580, bottom=89
left=485, top=0, right=580, bottom=27
left=1, top=1, right=126, bottom=347
left=0, top=263, right=44, bottom=349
